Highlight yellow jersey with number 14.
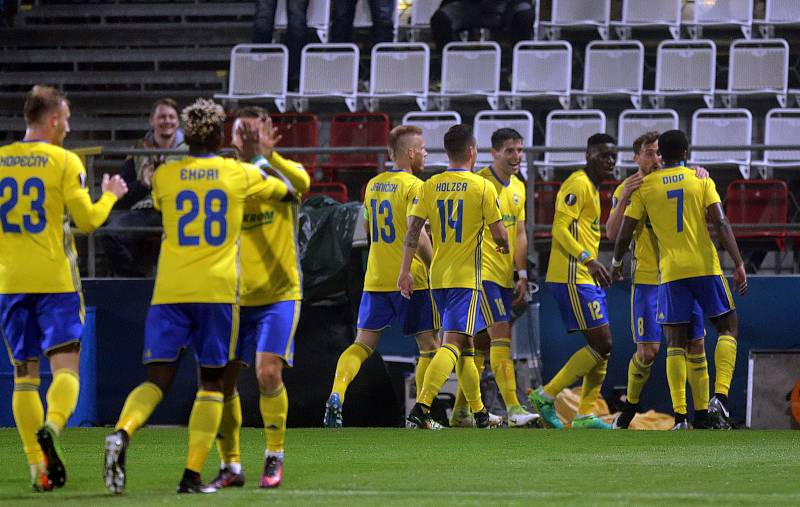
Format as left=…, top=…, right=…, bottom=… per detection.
left=410, top=168, right=502, bottom=290
left=363, top=169, right=429, bottom=292
left=0, top=141, right=117, bottom=294
left=625, top=166, right=722, bottom=283
left=611, top=182, right=659, bottom=285
left=476, top=166, right=526, bottom=288
left=546, top=169, right=600, bottom=285
left=151, top=155, right=288, bottom=305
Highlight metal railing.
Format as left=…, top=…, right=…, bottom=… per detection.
left=73, top=143, right=800, bottom=277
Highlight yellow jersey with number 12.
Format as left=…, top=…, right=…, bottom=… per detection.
left=151, top=155, right=288, bottom=305
left=410, top=169, right=502, bottom=290
left=546, top=169, right=600, bottom=285
left=363, top=169, right=429, bottom=292
left=0, top=141, right=117, bottom=294
left=625, top=166, right=722, bottom=283
left=476, top=166, right=526, bottom=288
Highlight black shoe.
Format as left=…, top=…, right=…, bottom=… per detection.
left=406, top=403, right=442, bottom=430
left=177, top=469, right=216, bottom=494
left=36, top=425, right=66, bottom=488
left=612, top=402, right=639, bottom=429
left=708, top=396, right=734, bottom=429
left=693, top=410, right=714, bottom=429
left=104, top=430, right=129, bottom=494
left=473, top=409, right=500, bottom=429
left=208, top=465, right=245, bottom=489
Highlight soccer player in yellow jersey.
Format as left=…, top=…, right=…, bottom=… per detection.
left=208, top=107, right=310, bottom=489
left=606, top=131, right=713, bottom=430
left=103, top=99, right=292, bottom=495
left=323, top=125, right=440, bottom=428
left=528, top=133, right=617, bottom=430
left=1, top=86, right=127, bottom=492
left=612, top=129, right=747, bottom=430
left=450, top=128, right=538, bottom=428
left=399, top=124, right=509, bottom=429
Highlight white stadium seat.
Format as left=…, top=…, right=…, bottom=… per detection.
left=617, top=109, right=679, bottom=169
left=649, top=39, right=716, bottom=108
left=756, top=0, right=800, bottom=37
left=689, top=108, right=753, bottom=178
left=687, top=0, right=753, bottom=39
left=504, top=40, right=572, bottom=110
left=610, top=0, right=681, bottom=39
left=535, top=109, right=606, bottom=180
left=214, top=44, right=288, bottom=112
left=541, top=0, right=611, bottom=40
left=752, top=109, right=800, bottom=177
left=436, top=41, right=501, bottom=110
left=578, top=40, right=644, bottom=109
left=401, top=110, right=461, bottom=167
left=290, top=43, right=359, bottom=112
left=363, top=42, right=430, bottom=111
left=722, top=39, right=789, bottom=108
left=474, top=110, right=534, bottom=176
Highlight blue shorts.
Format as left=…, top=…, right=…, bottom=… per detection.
left=480, top=281, right=513, bottom=328
left=548, top=283, right=609, bottom=332
left=357, top=290, right=438, bottom=336
left=237, top=300, right=301, bottom=367
left=143, top=303, right=238, bottom=368
left=658, top=275, right=735, bottom=325
left=631, top=284, right=705, bottom=343
left=0, top=292, right=84, bottom=364
left=431, top=288, right=486, bottom=336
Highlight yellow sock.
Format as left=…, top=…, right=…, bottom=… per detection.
left=13, top=377, right=45, bottom=466
left=453, top=350, right=485, bottom=411
left=116, top=382, right=164, bottom=437
left=578, top=358, right=608, bottom=415
left=666, top=347, right=688, bottom=415
left=418, top=344, right=459, bottom=406
left=687, top=351, right=710, bottom=410
left=260, top=384, right=288, bottom=453
left=456, top=348, right=484, bottom=413
left=415, top=350, right=437, bottom=398
left=543, top=346, right=602, bottom=398
left=331, top=342, right=373, bottom=403
left=45, top=369, right=79, bottom=432
left=626, top=354, right=652, bottom=405
left=490, top=338, right=519, bottom=409
left=186, top=390, right=224, bottom=473
left=714, top=335, right=737, bottom=396
left=216, top=392, right=242, bottom=465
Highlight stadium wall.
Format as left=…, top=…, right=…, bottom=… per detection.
left=2, top=277, right=798, bottom=427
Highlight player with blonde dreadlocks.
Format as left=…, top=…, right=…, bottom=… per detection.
left=103, top=98, right=295, bottom=495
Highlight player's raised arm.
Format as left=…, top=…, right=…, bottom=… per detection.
left=605, top=172, right=642, bottom=240
left=398, top=215, right=425, bottom=298
left=65, top=153, right=128, bottom=233
left=707, top=202, right=748, bottom=295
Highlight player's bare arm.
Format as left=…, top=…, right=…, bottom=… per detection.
left=605, top=172, right=642, bottom=240
left=708, top=202, right=748, bottom=296
left=398, top=215, right=425, bottom=298
left=415, top=224, right=433, bottom=268
left=611, top=215, right=639, bottom=282
left=488, top=220, right=509, bottom=253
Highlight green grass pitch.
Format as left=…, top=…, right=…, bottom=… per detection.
left=1, top=427, right=799, bottom=506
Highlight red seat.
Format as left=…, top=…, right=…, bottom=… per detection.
left=271, top=112, right=319, bottom=171
left=303, top=182, right=349, bottom=203
left=725, top=179, right=789, bottom=248
left=322, top=112, right=390, bottom=180
left=599, top=180, right=622, bottom=237
left=533, top=181, right=561, bottom=238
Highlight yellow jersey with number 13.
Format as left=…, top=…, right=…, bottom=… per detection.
left=625, top=166, right=722, bottom=283
left=151, top=155, right=288, bottom=305
left=363, top=169, right=429, bottom=292
left=410, top=169, right=502, bottom=290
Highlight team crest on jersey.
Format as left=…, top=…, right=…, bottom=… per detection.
left=565, top=193, right=577, bottom=206
left=512, top=193, right=520, bottom=205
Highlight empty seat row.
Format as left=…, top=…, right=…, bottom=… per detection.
left=216, top=38, right=799, bottom=114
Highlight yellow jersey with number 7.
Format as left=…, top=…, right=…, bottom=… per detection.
left=625, top=165, right=722, bottom=283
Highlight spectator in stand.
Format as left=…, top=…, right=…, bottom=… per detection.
left=101, top=98, right=187, bottom=277
left=330, top=0, right=394, bottom=45
left=430, top=0, right=534, bottom=54
left=253, top=0, right=309, bottom=91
